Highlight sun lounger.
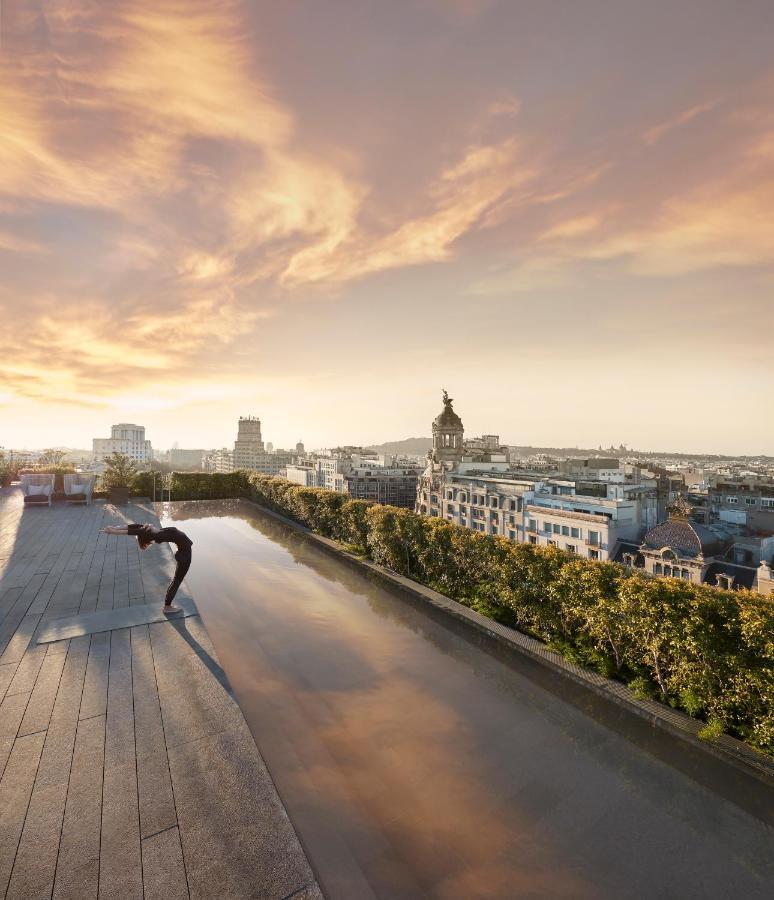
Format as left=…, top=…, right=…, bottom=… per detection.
left=63, top=473, right=95, bottom=505
left=20, top=473, right=55, bottom=506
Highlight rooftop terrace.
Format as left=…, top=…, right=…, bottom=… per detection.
left=0, top=487, right=320, bottom=899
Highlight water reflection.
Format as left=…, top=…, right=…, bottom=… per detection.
left=162, top=500, right=774, bottom=900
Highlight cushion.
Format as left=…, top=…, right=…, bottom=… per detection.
left=27, top=484, right=49, bottom=496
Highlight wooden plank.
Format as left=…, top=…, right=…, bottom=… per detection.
left=52, top=715, right=105, bottom=900
left=0, top=731, right=46, bottom=895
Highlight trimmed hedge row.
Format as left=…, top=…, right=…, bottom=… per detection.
left=164, top=470, right=774, bottom=757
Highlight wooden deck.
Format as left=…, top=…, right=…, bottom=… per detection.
left=0, top=487, right=321, bottom=900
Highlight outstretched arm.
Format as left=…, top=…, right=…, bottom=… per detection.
left=101, top=525, right=129, bottom=535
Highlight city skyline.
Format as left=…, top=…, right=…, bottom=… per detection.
left=2, top=1, right=774, bottom=454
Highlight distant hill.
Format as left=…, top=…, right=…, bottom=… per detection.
left=367, top=437, right=432, bottom=456
left=365, top=439, right=773, bottom=463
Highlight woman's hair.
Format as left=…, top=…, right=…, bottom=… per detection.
left=136, top=525, right=155, bottom=551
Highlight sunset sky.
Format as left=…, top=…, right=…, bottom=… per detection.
left=1, top=0, right=773, bottom=454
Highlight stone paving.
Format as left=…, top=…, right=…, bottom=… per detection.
left=0, top=487, right=321, bottom=900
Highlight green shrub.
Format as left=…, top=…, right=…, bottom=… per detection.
left=100, top=453, right=138, bottom=491
left=698, top=717, right=725, bottom=742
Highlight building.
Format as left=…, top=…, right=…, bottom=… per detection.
left=168, top=448, right=205, bottom=470
left=285, top=465, right=317, bottom=487
left=233, top=416, right=264, bottom=468
left=93, top=424, right=152, bottom=466
left=286, top=450, right=421, bottom=508
left=203, top=448, right=234, bottom=474
left=615, top=498, right=773, bottom=592
left=707, top=474, right=774, bottom=532
left=230, top=416, right=294, bottom=475
left=344, top=464, right=421, bottom=508
left=416, top=392, right=658, bottom=561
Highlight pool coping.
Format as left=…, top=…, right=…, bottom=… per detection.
left=241, top=499, right=774, bottom=788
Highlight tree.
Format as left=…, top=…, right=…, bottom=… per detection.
left=100, top=452, right=138, bottom=491
left=39, top=448, right=67, bottom=467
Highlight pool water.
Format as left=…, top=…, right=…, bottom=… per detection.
left=161, top=499, right=774, bottom=900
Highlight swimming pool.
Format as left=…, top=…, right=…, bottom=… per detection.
left=161, top=499, right=774, bottom=900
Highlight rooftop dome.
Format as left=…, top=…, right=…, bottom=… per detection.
left=433, top=390, right=463, bottom=430
left=643, top=518, right=723, bottom=558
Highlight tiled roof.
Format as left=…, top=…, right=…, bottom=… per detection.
left=643, top=518, right=723, bottom=557
left=704, top=562, right=758, bottom=590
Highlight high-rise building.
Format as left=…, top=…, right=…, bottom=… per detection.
left=93, top=424, right=152, bottom=466
left=232, top=416, right=292, bottom=475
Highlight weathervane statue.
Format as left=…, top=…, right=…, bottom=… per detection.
left=442, top=388, right=453, bottom=408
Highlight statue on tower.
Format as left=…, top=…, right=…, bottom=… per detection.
left=442, top=389, right=453, bottom=408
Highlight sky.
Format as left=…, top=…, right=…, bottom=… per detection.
left=1, top=0, right=773, bottom=455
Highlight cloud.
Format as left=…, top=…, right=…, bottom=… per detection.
left=642, top=96, right=725, bottom=146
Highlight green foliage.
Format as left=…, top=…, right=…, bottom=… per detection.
left=100, top=453, right=138, bottom=490
left=162, top=470, right=774, bottom=759
left=168, top=471, right=249, bottom=500
left=133, top=470, right=164, bottom=498
left=698, top=717, right=725, bottom=742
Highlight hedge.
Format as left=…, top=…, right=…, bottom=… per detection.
left=147, top=469, right=774, bottom=757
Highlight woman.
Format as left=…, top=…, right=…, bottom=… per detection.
left=101, top=522, right=193, bottom=613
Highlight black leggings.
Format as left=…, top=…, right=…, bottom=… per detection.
left=166, top=548, right=192, bottom=605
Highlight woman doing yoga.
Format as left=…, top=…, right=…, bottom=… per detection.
left=101, top=522, right=193, bottom=613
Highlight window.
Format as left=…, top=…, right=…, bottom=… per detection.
left=509, top=530, right=516, bottom=540
left=681, top=569, right=691, bottom=580
left=460, top=493, right=467, bottom=503
left=544, top=523, right=552, bottom=533
left=528, top=519, right=537, bottom=532
left=571, top=527, right=580, bottom=538
left=589, top=549, right=599, bottom=560
left=588, top=530, right=599, bottom=545
left=553, top=523, right=561, bottom=534
left=561, top=525, right=570, bottom=536
left=529, top=536, right=537, bottom=545
left=663, top=565, right=671, bottom=577
left=447, top=491, right=453, bottom=500
left=745, top=497, right=757, bottom=506
left=491, top=498, right=499, bottom=508
left=655, top=563, right=663, bottom=574
left=727, top=496, right=738, bottom=505
left=761, top=498, right=774, bottom=508
left=547, top=539, right=557, bottom=547
left=509, top=499, right=517, bottom=511
left=448, top=504, right=455, bottom=514
left=566, top=544, right=576, bottom=553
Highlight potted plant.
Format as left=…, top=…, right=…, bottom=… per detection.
left=101, top=452, right=138, bottom=505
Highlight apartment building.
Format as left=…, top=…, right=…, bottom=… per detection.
left=93, top=424, right=152, bottom=466
left=344, top=465, right=421, bottom=508
left=416, top=393, right=657, bottom=560
left=708, top=474, right=774, bottom=532
left=203, top=448, right=234, bottom=474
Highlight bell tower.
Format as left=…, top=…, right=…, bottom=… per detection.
left=432, top=390, right=464, bottom=466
